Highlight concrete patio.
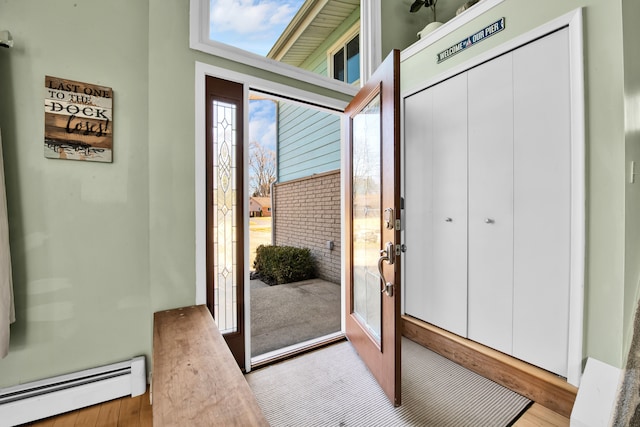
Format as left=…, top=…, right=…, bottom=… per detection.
left=250, top=278, right=341, bottom=357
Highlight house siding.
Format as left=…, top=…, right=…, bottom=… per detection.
left=273, top=170, right=341, bottom=284
left=276, top=7, right=360, bottom=183
left=277, top=103, right=341, bottom=182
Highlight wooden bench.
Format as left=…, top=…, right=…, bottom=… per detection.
left=152, top=305, right=268, bottom=426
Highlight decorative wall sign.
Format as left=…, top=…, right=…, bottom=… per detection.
left=437, top=18, right=505, bottom=63
left=44, top=76, right=113, bottom=162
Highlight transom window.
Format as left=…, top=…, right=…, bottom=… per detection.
left=191, top=0, right=364, bottom=95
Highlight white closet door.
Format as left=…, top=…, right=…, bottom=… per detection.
left=468, top=53, right=514, bottom=355
left=429, top=73, right=468, bottom=336
left=512, top=29, right=571, bottom=376
left=403, top=74, right=468, bottom=336
left=404, top=89, right=434, bottom=322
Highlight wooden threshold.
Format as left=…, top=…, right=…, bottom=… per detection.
left=402, top=315, right=577, bottom=418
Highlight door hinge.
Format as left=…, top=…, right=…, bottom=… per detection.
left=395, top=219, right=401, bottom=230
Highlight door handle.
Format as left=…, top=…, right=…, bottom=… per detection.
left=377, top=242, right=394, bottom=297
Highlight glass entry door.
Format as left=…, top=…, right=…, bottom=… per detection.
left=344, top=50, right=402, bottom=406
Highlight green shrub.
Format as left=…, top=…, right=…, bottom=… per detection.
left=253, top=245, right=316, bottom=285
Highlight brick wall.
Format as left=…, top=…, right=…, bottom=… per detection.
left=273, top=170, right=341, bottom=284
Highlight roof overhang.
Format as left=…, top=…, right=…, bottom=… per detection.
left=267, top=0, right=360, bottom=67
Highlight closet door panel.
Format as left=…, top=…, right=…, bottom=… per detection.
left=467, top=53, right=514, bottom=355
left=430, top=73, right=468, bottom=337
left=403, top=74, right=468, bottom=337
left=404, top=89, right=434, bottom=322
left=513, top=29, right=571, bottom=376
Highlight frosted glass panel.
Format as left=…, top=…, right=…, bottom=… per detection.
left=213, top=100, right=238, bottom=334
left=351, top=94, right=381, bottom=341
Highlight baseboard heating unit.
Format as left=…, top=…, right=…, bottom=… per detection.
left=0, top=356, right=146, bottom=426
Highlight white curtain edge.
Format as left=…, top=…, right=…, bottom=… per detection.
left=0, top=128, right=15, bottom=359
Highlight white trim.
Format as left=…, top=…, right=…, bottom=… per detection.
left=340, top=114, right=347, bottom=333
left=361, top=0, right=382, bottom=83
left=243, top=84, right=252, bottom=373
left=197, top=63, right=349, bottom=112
left=326, top=22, right=361, bottom=84
left=399, top=99, right=405, bottom=318
left=400, top=0, right=505, bottom=62
left=400, top=8, right=585, bottom=387
left=570, top=358, right=621, bottom=426
left=189, top=0, right=358, bottom=97
left=195, top=62, right=350, bottom=364
left=566, top=8, right=585, bottom=388
left=194, top=64, right=207, bottom=307
left=250, top=331, right=345, bottom=366
left=0, top=357, right=145, bottom=426
left=402, top=9, right=582, bottom=99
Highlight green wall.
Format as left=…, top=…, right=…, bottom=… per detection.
left=146, top=0, right=352, bottom=314
left=0, top=0, right=151, bottom=386
left=622, top=0, right=640, bottom=359
left=0, top=0, right=352, bottom=388
left=401, top=0, right=628, bottom=368
left=382, top=0, right=461, bottom=59
left=0, top=0, right=634, bottom=389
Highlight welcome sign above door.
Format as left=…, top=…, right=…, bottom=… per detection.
left=437, top=18, right=505, bottom=63
left=44, top=76, right=113, bottom=163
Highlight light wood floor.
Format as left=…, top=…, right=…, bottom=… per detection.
left=22, top=388, right=152, bottom=427
left=515, top=403, right=570, bottom=426
left=20, top=388, right=567, bottom=426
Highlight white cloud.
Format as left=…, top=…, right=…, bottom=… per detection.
left=268, top=3, right=298, bottom=26
left=249, top=100, right=277, bottom=151
left=251, top=120, right=277, bottom=149
left=210, top=0, right=300, bottom=35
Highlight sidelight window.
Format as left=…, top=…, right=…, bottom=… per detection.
left=212, top=99, right=239, bottom=334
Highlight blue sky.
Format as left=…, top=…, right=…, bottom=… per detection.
left=209, top=0, right=305, bottom=56
left=249, top=99, right=276, bottom=151
left=249, top=98, right=277, bottom=195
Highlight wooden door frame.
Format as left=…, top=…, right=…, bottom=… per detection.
left=205, top=75, right=246, bottom=370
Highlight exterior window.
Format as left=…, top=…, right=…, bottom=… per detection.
left=333, top=34, right=360, bottom=84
